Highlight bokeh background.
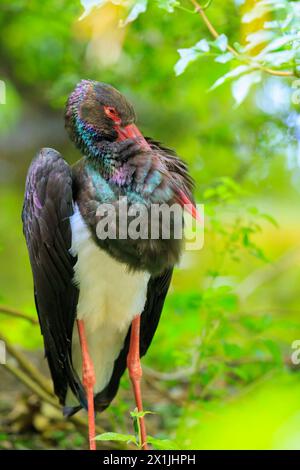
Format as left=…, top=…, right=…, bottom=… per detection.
left=1, top=0, right=300, bottom=450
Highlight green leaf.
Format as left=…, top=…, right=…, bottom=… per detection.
left=95, top=432, right=137, bottom=444
left=223, top=342, right=243, bottom=360
left=261, top=339, right=282, bottom=364
left=257, top=34, right=300, bottom=56
left=242, top=1, right=285, bottom=24
left=213, top=34, right=228, bottom=52
left=260, top=213, right=278, bottom=227
left=156, top=0, right=179, bottom=12
left=244, top=30, right=276, bottom=52
left=202, top=286, right=238, bottom=313
left=203, top=188, right=217, bottom=199
left=215, top=52, right=234, bottom=64
left=79, top=0, right=107, bottom=20
left=147, top=435, right=179, bottom=450
left=174, top=39, right=210, bottom=75
left=259, top=50, right=296, bottom=67
left=195, top=39, right=210, bottom=53
left=122, top=0, right=148, bottom=26
left=233, top=42, right=245, bottom=53
left=231, top=365, right=251, bottom=382
left=210, top=65, right=251, bottom=90
left=174, top=49, right=199, bottom=76
left=241, top=314, right=273, bottom=333
left=231, top=71, right=262, bottom=106
left=130, top=410, right=155, bottom=418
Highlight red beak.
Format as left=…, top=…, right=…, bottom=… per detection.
left=116, top=123, right=149, bottom=150
left=116, top=124, right=201, bottom=223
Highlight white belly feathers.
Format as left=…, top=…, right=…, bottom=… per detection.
left=68, top=205, right=150, bottom=401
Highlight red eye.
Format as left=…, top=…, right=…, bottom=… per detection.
left=104, top=106, right=121, bottom=125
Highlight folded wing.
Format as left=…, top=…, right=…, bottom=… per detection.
left=22, top=147, right=85, bottom=407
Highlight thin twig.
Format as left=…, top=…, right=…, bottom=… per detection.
left=143, top=352, right=198, bottom=381
left=3, top=360, right=130, bottom=450
left=0, top=306, right=38, bottom=325
left=4, top=362, right=58, bottom=406
left=2, top=335, right=131, bottom=449
left=4, top=361, right=104, bottom=436
left=145, top=354, right=291, bottom=383
left=0, top=332, right=52, bottom=395
left=143, top=375, right=185, bottom=406
left=236, top=246, right=300, bottom=300
left=190, top=0, right=294, bottom=77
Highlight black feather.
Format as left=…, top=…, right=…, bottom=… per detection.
left=22, top=148, right=85, bottom=407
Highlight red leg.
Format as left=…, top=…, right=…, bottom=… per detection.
left=77, top=319, right=96, bottom=451
left=127, top=315, right=148, bottom=450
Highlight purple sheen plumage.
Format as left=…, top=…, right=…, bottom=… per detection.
left=33, top=190, right=42, bottom=211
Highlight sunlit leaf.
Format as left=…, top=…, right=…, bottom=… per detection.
left=79, top=0, right=104, bottom=19
left=244, top=30, right=276, bottom=52
left=130, top=410, right=155, bottom=418
left=79, top=0, right=127, bottom=20
left=258, top=34, right=300, bottom=56
left=215, top=52, right=234, bottom=63
left=231, top=71, right=262, bottom=106
left=213, top=34, right=228, bottom=52
left=242, top=0, right=286, bottom=24
left=260, top=213, right=279, bottom=227
left=147, top=435, right=179, bottom=450
left=261, top=50, right=296, bottom=66
left=195, top=38, right=210, bottom=52
left=210, top=65, right=251, bottom=90
left=175, top=49, right=199, bottom=76
left=122, top=0, right=148, bottom=26
left=156, top=0, right=179, bottom=12
left=95, top=432, right=137, bottom=444
left=174, top=39, right=210, bottom=75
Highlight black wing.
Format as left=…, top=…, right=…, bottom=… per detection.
left=22, top=148, right=85, bottom=407
left=94, top=268, right=173, bottom=412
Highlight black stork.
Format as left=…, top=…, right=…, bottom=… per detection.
left=22, top=80, right=199, bottom=450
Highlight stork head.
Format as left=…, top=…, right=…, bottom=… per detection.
left=65, top=80, right=145, bottom=156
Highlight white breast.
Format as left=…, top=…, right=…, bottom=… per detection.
left=67, top=205, right=150, bottom=403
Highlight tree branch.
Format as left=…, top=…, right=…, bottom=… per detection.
left=190, top=0, right=294, bottom=78
left=3, top=361, right=108, bottom=440
left=236, top=246, right=300, bottom=300
left=0, top=332, right=52, bottom=395
left=0, top=306, right=38, bottom=325
left=3, top=344, right=129, bottom=449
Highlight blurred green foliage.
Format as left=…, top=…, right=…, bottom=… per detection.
left=1, top=0, right=300, bottom=450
